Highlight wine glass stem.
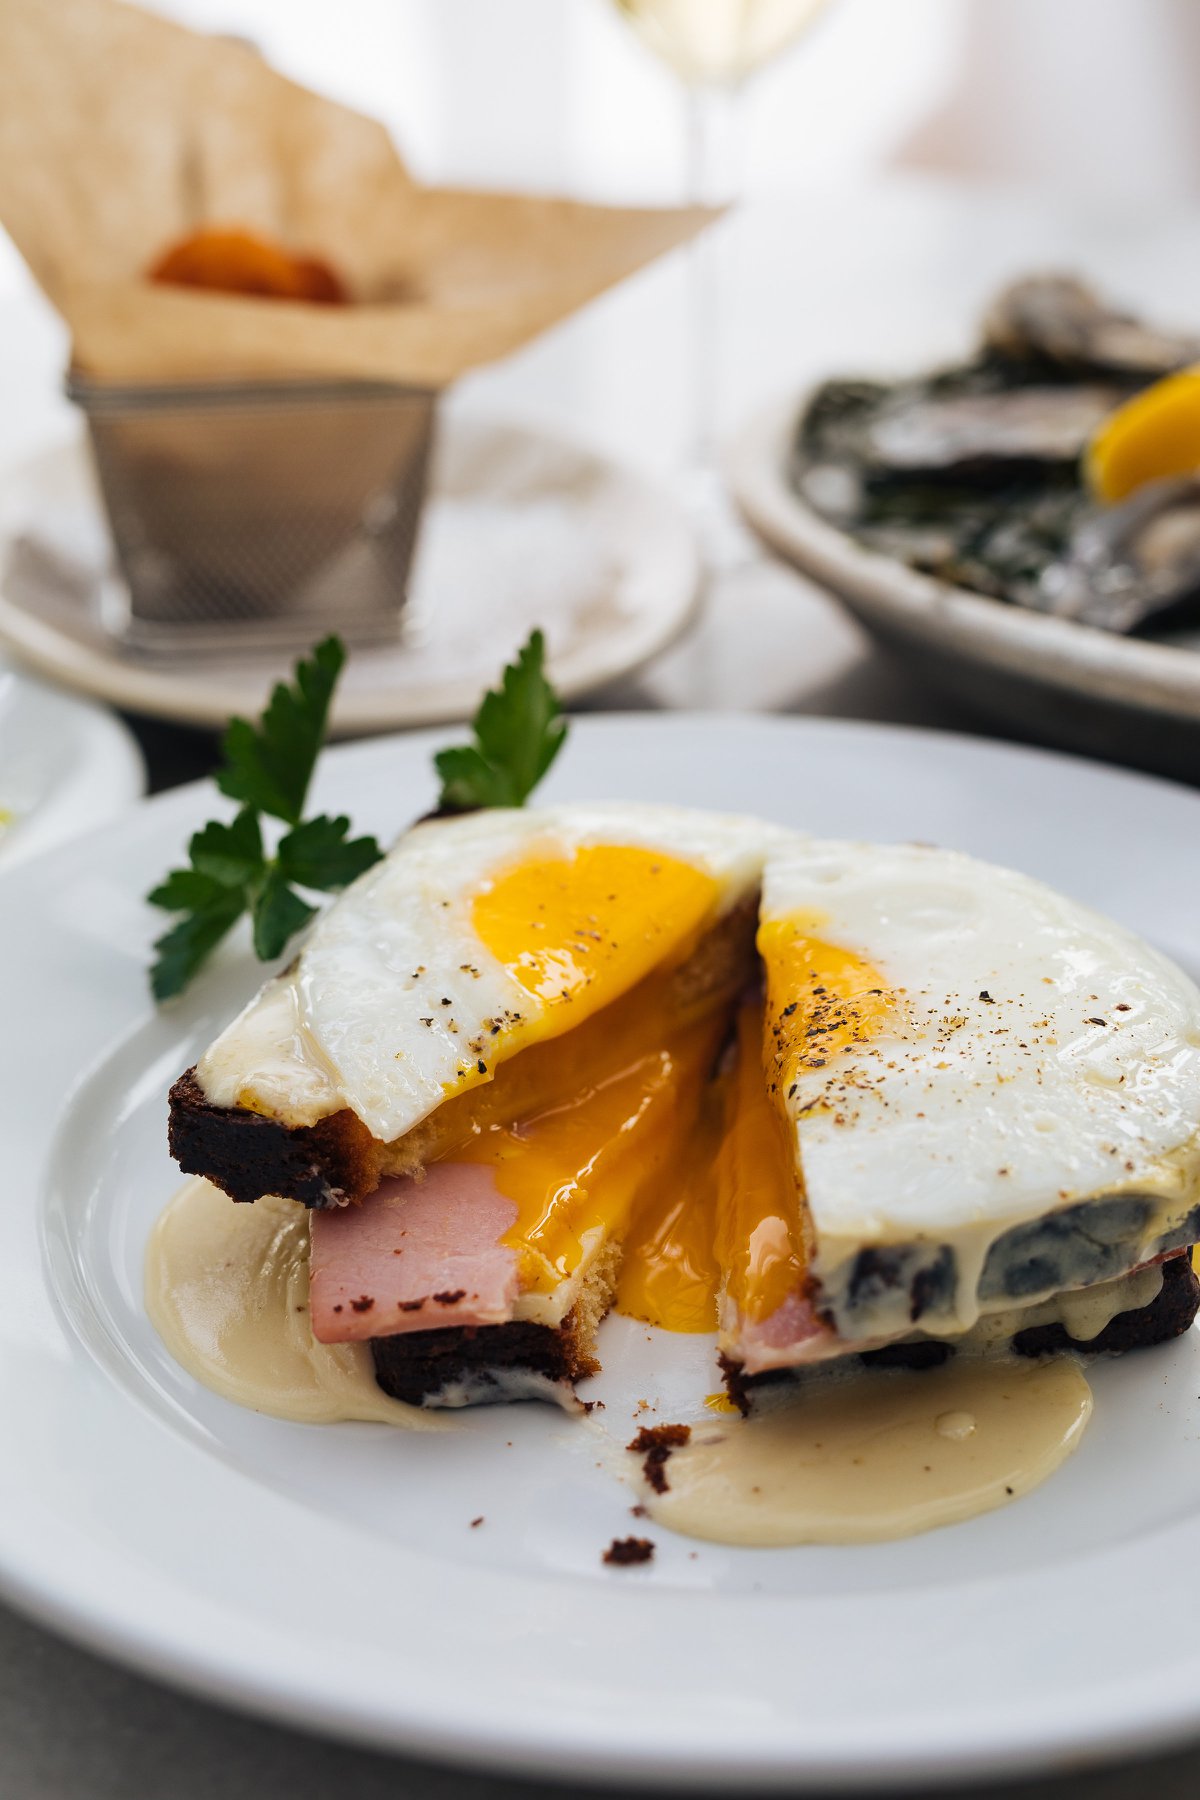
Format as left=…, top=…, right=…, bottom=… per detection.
left=684, top=79, right=741, bottom=468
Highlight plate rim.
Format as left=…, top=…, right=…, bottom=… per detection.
left=7, top=712, right=1200, bottom=1790
left=0, top=418, right=699, bottom=734
left=727, top=396, right=1200, bottom=723
left=0, top=660, right=145, bottom=867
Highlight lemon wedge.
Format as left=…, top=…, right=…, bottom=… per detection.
left=1087, top=366, right=1200, bottom=503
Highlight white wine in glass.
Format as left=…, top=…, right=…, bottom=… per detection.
left=611, top=0, right=830, bottom=522
left=613, top=0, right=828, bottom=89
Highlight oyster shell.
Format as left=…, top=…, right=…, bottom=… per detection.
left=863, top=385, right=1121, bottom=480
left=983, top=275, right=1200, bottom=379
left=1038, top=476, right=1200, bottom=632
left=791, top=274, right=1200, bottom=637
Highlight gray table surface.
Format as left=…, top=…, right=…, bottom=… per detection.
left=3, top=1589, right=1198, bottom=1800
left=2, top=1591, right=1199, bottom=1800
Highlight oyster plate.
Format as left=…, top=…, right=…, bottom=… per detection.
left=729, top=398, right=1200, bottom=784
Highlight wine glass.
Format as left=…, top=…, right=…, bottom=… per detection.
left=611, top=0, right=830, bottom=545
left=613, top=0, right=828, bottom=85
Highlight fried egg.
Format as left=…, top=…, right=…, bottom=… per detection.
left=197, top=802, right=779, bottom=1144
left=756, top=839, right=1200, bottom=1342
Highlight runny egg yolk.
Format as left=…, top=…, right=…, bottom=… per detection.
left=444, top=893, right=897, bottom=1331
left=758, top=912, right=893, bottom=1101
left=615, top=1085, right=724, bottom=1333
left=617, top=995, right=803, bottom=1333
left=713, top=997, right=806, bottom=1324
left=617, top=917, right=895, bottom=1334
left=456, top=1010, right=726, bottom=1295
left=472, top=845, right=721, bottom=1019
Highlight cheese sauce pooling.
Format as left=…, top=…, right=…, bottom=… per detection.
left=640, top=1358, right=1093, bottom=1545
left=146, top=1180, right=441, bottom=1429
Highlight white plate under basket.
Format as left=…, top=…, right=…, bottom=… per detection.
left=0, top=417, right=698, bottom=733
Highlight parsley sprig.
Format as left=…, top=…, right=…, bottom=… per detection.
left=147, top=628, right=568, bottom=1001
left=434, top=628, right=566, bottom=811
left=148, top=637, right=382, bottom=1000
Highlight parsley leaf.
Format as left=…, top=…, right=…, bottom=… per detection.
left=430, top=745, right=520, bottom=812
left=277, top=814, right=384, bottom=891
left=148, top=628, right=567, bottom=999
left=434, top=629, right=567, bottom=812
left=251, top=868, right=318, bottom=962
left=146, top=867, right=234, bottom=913
left=149, top=886, right=247, bottom=1004
left=217, top=635, right=344, bottom=825
left=148, top=637, right=384, bottom=1000
left=186, top=809, right=264, bottom=887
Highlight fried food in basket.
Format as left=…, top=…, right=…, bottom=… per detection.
left=149, top=227, right=348, bottom=306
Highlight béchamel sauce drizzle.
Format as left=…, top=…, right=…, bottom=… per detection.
left=150, top=1179, right=1118, bottom=1544
left=146, top=1179, right=442, bottom=1430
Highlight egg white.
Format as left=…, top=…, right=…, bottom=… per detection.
left=762, top=839, right=1200, bottom=1326
left=199, top=802, right=778, bottom=1142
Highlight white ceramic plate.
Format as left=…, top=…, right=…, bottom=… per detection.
left=0, top=656, right=143, bottom=866
left=0, top=418, right=698, bottom=734
left=728, top=400, right=1200, bottom=783
left=7, top=714, right=1200, bottom=1790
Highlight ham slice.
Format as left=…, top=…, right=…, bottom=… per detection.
left=309, top=1164, right=520, bottom=1344
left=732, top=1291, right=840, bottom=1374
left=730, top=1248, right=1191, bottom=1375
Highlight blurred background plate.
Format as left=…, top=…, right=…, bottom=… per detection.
left=729, top=398, right=1200, bottom=783
left=0, top=417, right=699, bottom=735
left=0, top=657, right=144, bottom=867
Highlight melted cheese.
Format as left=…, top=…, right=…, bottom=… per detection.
left=637, top=1357, right=1093, bottom=1545
left=146, top=1181, right=442, bottom=1429
left=960, top=1260, right=1165, bottom=1350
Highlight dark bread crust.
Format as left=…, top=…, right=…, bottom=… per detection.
left=1012, top=1251, right=1200, bottom=1357
left=168, top=1068, right=378, bottom=1207
left=718, top=1351, right=773, bottom=1417
left=369, top=1308, right=597, bottom=1407
left=721, top=1251, right=1200, bottom=1413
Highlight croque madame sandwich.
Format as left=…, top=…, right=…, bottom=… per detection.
left=170, top=804, right=772, bottom=1404
left=168, top=804, right=1200, bottom=1410
left=711, top=836, right=1200, bottom=1405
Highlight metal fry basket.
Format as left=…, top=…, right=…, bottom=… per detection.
left=67, top=374, right=437, bottom=654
